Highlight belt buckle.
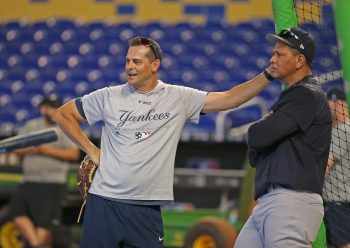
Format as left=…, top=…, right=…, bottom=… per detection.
left=267, top=183, right=278, bottom=193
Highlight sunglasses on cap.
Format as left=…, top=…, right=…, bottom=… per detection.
left=279, top=29, right=300, bottom=40
left=138, top=37, right=161, bottom=60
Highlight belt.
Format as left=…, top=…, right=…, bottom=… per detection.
left=266, top=183, right=284, bottom=193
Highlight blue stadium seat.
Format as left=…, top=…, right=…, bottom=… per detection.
left=161, top=55, right=179, bottom=71
left=0, top=80, right=13, bottom=95
left=86, top=69, right=103, bottom=84
left=69, top=68, right=89, bottom=82
left=22, top=54, right=40, bottom=68
left=100, top=68, right=119, bottom=82
left=0, top=111, right=17, bottom=124
left=300, top=22, right=320, bottom=33
left=55, top=69, right=72, bottom=83
left=149, top=29, right=167, bottom=44
left=4, top=20, right=29, bottom=30
left=5, top=29, right=29, bottom=43
left=251, top=19, right=275, bottom=33
left=87, top=28, right=105, bottom=43
left=19, top=42, right=35, bottom=56
left=48, top=18, right=78, bottom=31
left=48, top=42, right=65, bottom=55
left=108, top=42, right=127, bottom=56
left=85, top=21, right=112, bottom=31
left=74, top=81, right=94, bottom=96
left=226, top=105, right=262, bottom=127
left=50, top=54, right=69, bottom=68
left=162, top=42, right=187, bottom=56
left=56, top=81, right=78, bottom=98
left=116, top=28, right=136, bottom=42
left=181, top=70, right=199, bottom=85
left=5, top=42, right=22, bottom=55
left=0, top=40, right=5, bottom=53
left=0, top=104, right=17, bottom=137
left=6, top=66, right=27, bottom=81
left=32, top=29, right=49, bottom=43
left=244, top=55, right=270, bottom=71
left=182, top=113, right=217, bottom=141
left=145, top=21, right=170, bottom=31
left=37, top=55, right=53, bottom=69
left=22, top=80, right=46, bottom=95
left=31, top=21, right=50, bottom=30
left=0, top=69, right=8, bottom=81
left=66, top=55, right=83, bottom=69
left=11, top=93, right=36, bottom=110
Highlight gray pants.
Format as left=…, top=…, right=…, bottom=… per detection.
left=234, top=187, right=324, bottom=248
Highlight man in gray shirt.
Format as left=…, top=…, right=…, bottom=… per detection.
left=54, top=36, right=274, bottom=247
left=323, top=87, right=350, bottom=248
left=9, top=94, right=80, bottom=248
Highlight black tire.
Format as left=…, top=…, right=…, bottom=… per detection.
left=184, top=217, right=237, bottom=248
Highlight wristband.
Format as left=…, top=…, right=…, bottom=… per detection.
left=263, top=69, right=274, bottom=81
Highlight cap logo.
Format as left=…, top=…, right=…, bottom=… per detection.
left=299, top=44, right=304, bottom=50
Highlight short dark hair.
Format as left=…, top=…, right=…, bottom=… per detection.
left=128, top=37, right=163, bottom=62
left=39, top=94, right=62, bottom=108
left=327, top=87, right=347, bottom=101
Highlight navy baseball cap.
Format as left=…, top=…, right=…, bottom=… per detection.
left=266, top=27, right=316, bottom=63
left=327, top=87, right=347, bottom=101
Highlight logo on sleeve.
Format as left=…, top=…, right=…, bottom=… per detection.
left=139, top=100, right=152, bottom=105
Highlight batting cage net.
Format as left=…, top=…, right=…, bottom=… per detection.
left=295, top=0, right=350, bottom=247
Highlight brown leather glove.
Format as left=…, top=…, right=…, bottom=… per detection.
left=76, top=155, right=98, bottom=222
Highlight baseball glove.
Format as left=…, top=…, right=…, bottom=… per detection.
left=76, top=155, right=98, bottom=223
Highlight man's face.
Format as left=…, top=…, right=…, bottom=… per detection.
left=39, top=105, right=57, bottom=124
left=125, top=45, right=158, bottom=90
left=269, top=41, right=301, bottom=82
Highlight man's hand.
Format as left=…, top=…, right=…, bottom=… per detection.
left=326, top=153, right=335, bottom=173
left=87, top=147, right=101, bottom=166
left=15, top=146, right=40, bottom=155
left=261, top=111, right=274, bottom=121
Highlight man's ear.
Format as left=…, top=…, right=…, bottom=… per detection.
left=296, top=54, right=306, bottom=69
left=151, top=59, right=161, bottom=72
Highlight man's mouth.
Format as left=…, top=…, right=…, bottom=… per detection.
left=128, top=72, right=137, bottom=78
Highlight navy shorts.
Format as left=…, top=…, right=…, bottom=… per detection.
left=9, top=182, right=64, bottom=228
left=324, top=202, right=350, bottom=246
left=80, top=194, right=164, bottom=248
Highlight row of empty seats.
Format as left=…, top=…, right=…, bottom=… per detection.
left=0, top=6, right=344, bottom=140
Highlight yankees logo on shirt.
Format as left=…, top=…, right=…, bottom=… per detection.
left=135, top=130, right=152, bottom=140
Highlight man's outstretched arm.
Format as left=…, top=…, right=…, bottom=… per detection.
left=202, top=69, right=272, bottom=113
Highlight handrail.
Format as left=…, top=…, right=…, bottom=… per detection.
left=214, top=96, right=269, bottom=142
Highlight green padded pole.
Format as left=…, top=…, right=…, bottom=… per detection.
left=333, top=0, right=350, bottom=106
left=272, top=0, right=298, bottom=90
left=272, top=0, right=298, bottom=34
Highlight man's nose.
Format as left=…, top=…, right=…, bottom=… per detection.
left=269, top=55, right=276, bottom=64
left=126, top=61, right=135, bottom=69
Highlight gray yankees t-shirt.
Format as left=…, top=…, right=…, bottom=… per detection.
left=82, top=80, right=207, bottom=201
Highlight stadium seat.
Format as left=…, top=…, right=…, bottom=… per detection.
left=0, top=13, right=341, bottom=141
left=0, top=69, right=8, bottom=80
left=182, top=113, right=217, bottom=142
